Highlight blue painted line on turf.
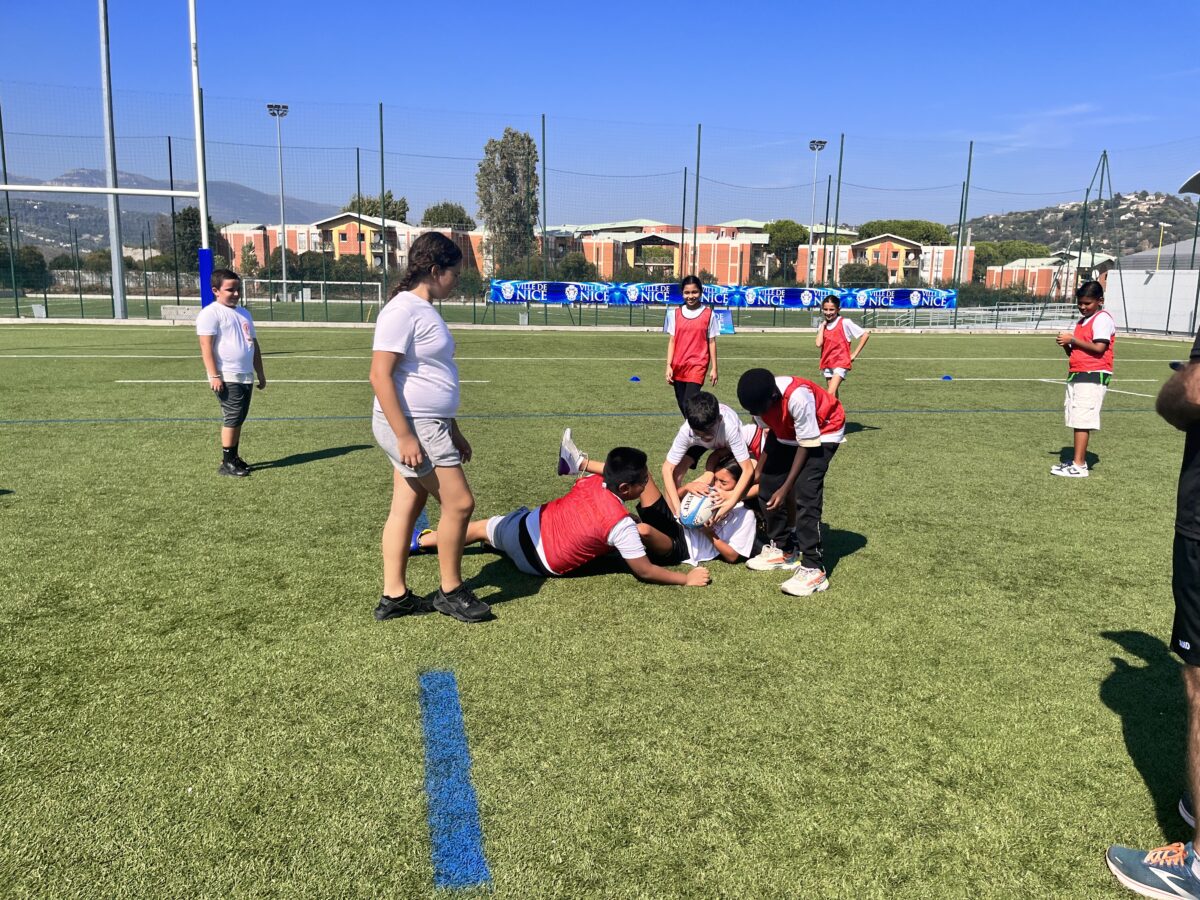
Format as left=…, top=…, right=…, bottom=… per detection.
left=418, top=670, right=491, bottom=891
left=0, top=408, right=1158, bottom=427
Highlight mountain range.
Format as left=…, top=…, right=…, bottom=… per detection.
left=3, top=168, right=339, bottom=252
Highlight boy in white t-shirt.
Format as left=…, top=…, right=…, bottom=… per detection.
left=659, top=391, right=755, bottom=524
left=196, top=269, right=266, bottom=477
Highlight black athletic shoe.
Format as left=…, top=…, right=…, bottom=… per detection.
left=432, top=584, right=492, bottom=623
left=217, top=460, right=251, bottom=477
left=232, top=456, right=252, bottom=475
left=373, top=590, right=431, bottom=620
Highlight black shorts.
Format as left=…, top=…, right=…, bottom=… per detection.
left=216, top=382, right=254, bottom=428
left=636, top=495, right=687, bottom=566
left=1171, top=532, right=1200, bottom=666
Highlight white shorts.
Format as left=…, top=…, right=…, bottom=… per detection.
left=822, top=367, right=849, bottom=379
left=372, top=410, right=461, bottom=477
left=486, top=508, right=548, bottom=575
left=1065, top=381, right=1107, bottom=431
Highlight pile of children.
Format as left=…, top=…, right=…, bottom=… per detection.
left=364, top=244, right=871, bottom=623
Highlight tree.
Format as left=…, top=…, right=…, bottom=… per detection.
left=698, top=270, right=717, bottom=284
left=332, top=254, right=370, bottom=281
left=0, top=245, right=51, bottom=290
left=839, top=262, right=889, bottom=286
left=555, top=251, right=598, bottom=282
left=266, top=247, right=301, bottom=276
left=153, top=206, right=220, bottom=272
left=421, top=201, right=476, bottom=230
left=342, top=190, right=409, bottom=223
left=476, top=127, right=539, bottom=274
left=239, top=243, right=260, bottom=278
left=454, top=270, right=484, bottom=299
left=296, top=250, right=328, bottom=282
left=48, top=253, right=74, bottom=269
left=856, top=219, right=954, bottom=245
left=82, top=249, right=113, bottom=272
left=765, top=219, right=809, bottom=260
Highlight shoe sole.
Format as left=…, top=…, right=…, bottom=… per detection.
left=1105, top=852, right=1188, bottom=900
left=1182, top=797, right=1196, bottom=828
left=217, top=468, right=250, bottom=477
left=1050, top=470, right=1088, bottom=478
left=746, top=560, right=801, bottom=571
left=781, top=578, right=829, bottom=597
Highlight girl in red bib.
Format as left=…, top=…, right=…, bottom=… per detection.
left=665, top=274, right=720, bottom=416
left=815, top=295, right=870, bottom=398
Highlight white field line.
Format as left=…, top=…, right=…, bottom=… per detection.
left=904, top=376, right=1155, bottom=398
left=115, top=379, right=489, bottom=384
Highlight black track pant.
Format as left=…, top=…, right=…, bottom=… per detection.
left=758, top=434, right=837, bottom=570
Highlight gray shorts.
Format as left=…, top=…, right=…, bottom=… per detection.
left=372, top=410, right=461, bottom=477
left=216, top=382, right=253, bottom=427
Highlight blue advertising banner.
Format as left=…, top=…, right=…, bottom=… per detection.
left=488, top=280, right=956, bottom=309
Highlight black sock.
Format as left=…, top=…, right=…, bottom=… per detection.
left=223, top=445, right=238, bottom=464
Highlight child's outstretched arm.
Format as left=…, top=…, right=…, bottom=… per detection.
left=625, top=554, right=711, bottom=586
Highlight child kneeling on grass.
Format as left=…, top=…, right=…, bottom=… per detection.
left=420, top=446, right=711, bottom=588
left=561, top=430, right=757, bottom=567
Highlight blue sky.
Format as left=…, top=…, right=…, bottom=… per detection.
left=2, top=0, right=1198, bottom=225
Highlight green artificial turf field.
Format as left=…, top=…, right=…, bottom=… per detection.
left=0, top=323, right=1191, bottom=898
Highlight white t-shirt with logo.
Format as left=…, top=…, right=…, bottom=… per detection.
left=372, top=291, right=460, bottom=418
left=195, top=302, right=257, bottom=383
left=666, top=403, right=751, bottom=464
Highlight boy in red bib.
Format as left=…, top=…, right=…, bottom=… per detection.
left=1052, top=281, right=1114, bottom=478
left=737, top=367, right=845, bottom=596
left=419, top=447, right=711, bottom=589
left=665, top=274, right=720, bottom=416
left=815, top=295, right=870, bottom=398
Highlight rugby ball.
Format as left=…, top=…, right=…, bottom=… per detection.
left=678, top=491, right=717, bottom=529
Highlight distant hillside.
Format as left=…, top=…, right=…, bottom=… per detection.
left=962, top=192, right=1198, bottom=255
left=3, top=168, right=339, bottom=252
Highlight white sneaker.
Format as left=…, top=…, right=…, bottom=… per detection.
left=1050, top=462, right=1089, bottom=478
left=745, top=542, right=801, bottom=571
left=558, top=428, right=584, bottom=476
left=781, top=566, right=829, bottom=596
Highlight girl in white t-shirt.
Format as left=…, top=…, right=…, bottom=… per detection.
left=369, top=233, right=489, bottom=624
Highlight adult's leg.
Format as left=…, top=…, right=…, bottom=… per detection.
left=422, top=465, right=476, bottom=593
left=794, top=444, right=837, bottom=570
left=382, top=469, right=429, bottom=597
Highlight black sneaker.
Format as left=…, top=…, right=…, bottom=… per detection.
left=432, top=584, right=492, bottom=623
left=373, top=590, right=432, bottom=620
left=233, top=456, right=252, bottom=475
left=217, top=460, right=250, bottom=477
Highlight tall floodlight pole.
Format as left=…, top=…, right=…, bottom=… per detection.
left=98, top=0, right=126, bottom=317
left=267, top=104, right=289, bottom=303
left=806, top=139, right=827, bottom=287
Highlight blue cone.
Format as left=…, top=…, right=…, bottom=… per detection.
left=941, top=375, right=953, bottom=381
left=629, top=376, right=640, bottom=382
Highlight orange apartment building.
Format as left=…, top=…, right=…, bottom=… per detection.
left=984, top=251, right=1114, bottom=297
left=796, top=233, right=974, bottom=286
